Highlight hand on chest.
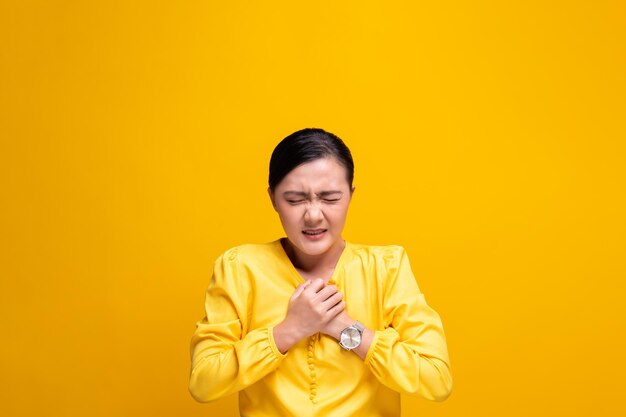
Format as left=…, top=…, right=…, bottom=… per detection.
left=247, top=267, right=381, bottom=331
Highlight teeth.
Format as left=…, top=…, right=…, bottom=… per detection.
left=304, top=230, right=325, bottom=235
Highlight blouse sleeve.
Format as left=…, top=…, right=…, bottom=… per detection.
left=364, top=247, right=453, bottom=401
left=188, top=248, right=286, bottom=403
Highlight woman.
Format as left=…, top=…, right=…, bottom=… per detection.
left=189, top=128, right=452, bottom=416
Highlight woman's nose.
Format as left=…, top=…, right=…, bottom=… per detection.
left=304, top=203, right=323, bottom=223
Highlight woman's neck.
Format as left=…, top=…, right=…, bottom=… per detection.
left=281, top=237, right=346, bottom=275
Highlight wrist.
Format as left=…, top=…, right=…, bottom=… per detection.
left=338, top=321, right=366, bottom=352
left=325, top=316, right=355, bottom=340
left=273, top=319, right=306, bottom=353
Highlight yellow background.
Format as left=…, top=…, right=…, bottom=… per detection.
left=1, top=1, right=625, bottom=416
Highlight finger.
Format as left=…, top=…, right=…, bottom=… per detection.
left=326, top=301, right=346, bottom=318
left=314, top=285, right=339, bottom=302
left=298, top=280, right=312, bottom=292
left=291, top=280, right=311, bottom=300
left=304, top=278, right=325, bottom=294
left=322, top=291, right=343, bottom=308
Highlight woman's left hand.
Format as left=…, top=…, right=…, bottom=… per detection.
left=321, top=310, right=354, bottom=340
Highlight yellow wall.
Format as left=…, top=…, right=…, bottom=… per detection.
left=1, top=1, right=625, bottom=416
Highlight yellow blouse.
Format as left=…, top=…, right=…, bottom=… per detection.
left=189, top=239, right=452, bottom=417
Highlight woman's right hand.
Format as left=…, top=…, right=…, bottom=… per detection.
left=273, top=278, right=345, bottom=353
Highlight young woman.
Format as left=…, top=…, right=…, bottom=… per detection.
left=189, top=128, right=452, bottom=416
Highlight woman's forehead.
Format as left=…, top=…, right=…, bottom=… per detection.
left=278, top=158, right=349, bottom=189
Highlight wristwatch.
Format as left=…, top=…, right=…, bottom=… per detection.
left=339, top=321, right=365, bottom=351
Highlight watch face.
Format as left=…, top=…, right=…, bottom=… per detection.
left=340, top=327, right=361, bottom=349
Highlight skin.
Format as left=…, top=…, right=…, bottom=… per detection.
left=268, top=157, right=374, bottom=360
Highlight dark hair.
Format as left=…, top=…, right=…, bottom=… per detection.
left=268, top=128, right=354, bottom=193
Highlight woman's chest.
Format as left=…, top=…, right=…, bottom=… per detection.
left=244, top=257, right=387, bottom=331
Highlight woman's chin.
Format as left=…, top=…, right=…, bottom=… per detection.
left=295, top=241, right=327, bottom=255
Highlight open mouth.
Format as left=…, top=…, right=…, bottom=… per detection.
left=302, top=229, right=327, bottom=236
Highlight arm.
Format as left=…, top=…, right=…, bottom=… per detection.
left=188, top=250, right=286, bottom=403
left=364, top=247, right=453, bottom=401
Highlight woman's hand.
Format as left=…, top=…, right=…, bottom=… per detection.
left=273, top=278, right=345, bottom=353
left=320, top=309, right=354, bottom=340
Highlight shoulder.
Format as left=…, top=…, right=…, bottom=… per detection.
left=213, top=241, right=280, bottom=267
left=347, top=242, right=409, bottom=269
left=350, top=243, right=406, bottom=261
left=209, top=242, right=278, bottom=291
left=349, top=243, right=420, bottom=294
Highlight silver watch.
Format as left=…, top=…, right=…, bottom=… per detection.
left=339, top=321, right=364, bottom=351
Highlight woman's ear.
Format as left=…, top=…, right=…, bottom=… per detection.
left=351, top=185, right=356, bottom=195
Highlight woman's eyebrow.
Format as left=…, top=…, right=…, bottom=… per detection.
left=282, top=191, right=343, bottom=197
left=317, top=191, right=343, bottom=197
left=282, top=191, right=307, bottom=198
